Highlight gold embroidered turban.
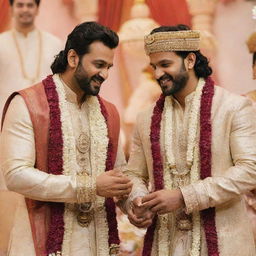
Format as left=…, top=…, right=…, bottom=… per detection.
left=144, top=30, right=201, bottom=55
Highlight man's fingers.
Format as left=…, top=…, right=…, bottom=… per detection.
left=115, top=181, right=133, bottom=190
left=113, top=188, right=131, bottom=197
left=142, top=192, right=157, bottom=203
left=128, top=218, right=144, bottom=228
left=133, top=197, right=143, bottom=207
left=144, top=210, right=155, bottom=219
left=157, top=209, right=168, bottom=215
left=109, top=170, right=131, bottom=183
left=141, top=198, right=159, bottom=209
left=128, top=209, right=144, bottom=221
left=128, top=217, right=152, bottom=228
left=138, top=219, right=153, bottom=228
left=127, top=207, right=154, bottom=228
left=128, top=216, right=147, bottom=228
left=150, top=204, right=163, bottom=213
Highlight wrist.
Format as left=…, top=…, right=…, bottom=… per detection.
left=177, top=188, right=185, bottom=209
left=77, top=171, right=96, bottom=203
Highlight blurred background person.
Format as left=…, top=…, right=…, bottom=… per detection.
left=0, top=0, right=62, bottom=118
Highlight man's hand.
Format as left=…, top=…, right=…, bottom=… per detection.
left=96, top=170, right=132, bottom=198
left=127, top=197, right=154, bottom=228
left=141, top=189, right=185, bottom=215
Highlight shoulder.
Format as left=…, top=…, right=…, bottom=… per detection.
left=99, top=96, right=117, bottom=109
left=213, top=85, right=252, bottom=113
left=40, top=30, right=62, bottom=46
left=20, top=82, right=45, bottom=95
left=8, top=94, right=27, bottom=108
left=98, top=96, right=119, bottom=116
left=136, top=103, right=155, bottom=128
left=2, top=94, right=29, bottom=128
left=245, top=90, right=256, bottom=102
left=0, top=30, right=12, bottom=42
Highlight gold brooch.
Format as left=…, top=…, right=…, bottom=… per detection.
left=76, top=203, right=94, bottom=227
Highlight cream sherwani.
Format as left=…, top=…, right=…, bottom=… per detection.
left=0, top=30, right=61, bottom=254
left=0, top=29, right=62, bottom=120
left=126, top=85, right=256, bottom=255
left=0, top=76, right=126, bottom=255
left=244, top=89, right=256, bottom=243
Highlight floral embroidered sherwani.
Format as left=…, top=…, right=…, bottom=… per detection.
left=125, top=85, right=256, bottom=256
left=0, top=75, right=126, bottom=256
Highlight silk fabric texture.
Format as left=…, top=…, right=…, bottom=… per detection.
left=125, top=84, right=256, bottom=255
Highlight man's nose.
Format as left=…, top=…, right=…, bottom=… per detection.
left=99, top=68, right=108, bottom=80
left=21, top=5, right=30, bottom=12
left=154, top=67, right=164, bottom=80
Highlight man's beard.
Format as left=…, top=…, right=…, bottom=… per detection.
left=74, top=64, right=104, bottom=96
left=157, top=63, right=189, bottom=96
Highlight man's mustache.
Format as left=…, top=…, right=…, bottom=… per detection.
left=92, top=75, right=105, bottom=84
left=157, top=74, right=173, bottom=85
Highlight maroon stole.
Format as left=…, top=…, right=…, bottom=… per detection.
left=1, top=75, right=120, bottom=255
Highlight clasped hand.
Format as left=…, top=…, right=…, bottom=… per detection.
left=96, top=169, right=133, bottom=198
left=128, top=189, right=185, bottom=228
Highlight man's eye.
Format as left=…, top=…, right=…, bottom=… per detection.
left=95, top=63, right=104, bottom=68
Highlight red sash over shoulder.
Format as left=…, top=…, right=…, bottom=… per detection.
left=1, top=78, right=120, bottom=256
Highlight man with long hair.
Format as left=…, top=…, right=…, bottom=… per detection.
left=0, top=21, right=132, bottom=256
left=122, top=25, right=256, bottom=255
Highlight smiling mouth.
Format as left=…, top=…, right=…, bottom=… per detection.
left=92, top=77, right=104, bottom=86
left=91, top=81, right=101, bottom=88
left=160, top=78, right=172, bottom=87
left=20, top=13, right=31, bottom=17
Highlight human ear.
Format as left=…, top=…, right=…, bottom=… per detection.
left=185, top=52, right=196, bottom=70
left=67, top=49, right=79, bottom=68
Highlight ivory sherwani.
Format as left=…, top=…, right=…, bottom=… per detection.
left=244, top=89, right=256, bottom=243
left=0, top=29, right=62, bottom=120
left=0, top=29, right=61, bottom=254
left=125, top=85, right=256, bottom=255
left=0, top=75, right=126, bottom=255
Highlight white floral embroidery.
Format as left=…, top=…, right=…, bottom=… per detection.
left=86, top=96, right=110, bottom=256
left=160, top=78, right=205, bottom=256
left=53, top=75, right=110, bottom=255
left=54, top=74, right=76, bottom=256
left=190, top=144, right=201, bottom=256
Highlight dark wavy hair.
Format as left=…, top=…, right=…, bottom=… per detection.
left=9, top=0, right=40, bottom=6
left=150, top=24, right=212, bottom=79
left=51, top=22, right=119, bottom=74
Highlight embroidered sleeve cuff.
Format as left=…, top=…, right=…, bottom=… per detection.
left=76, top=172, right=96, bottom=204
left=180, top=185, right=199, bottom=214
left=181, top=181, right=211, bottom=213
